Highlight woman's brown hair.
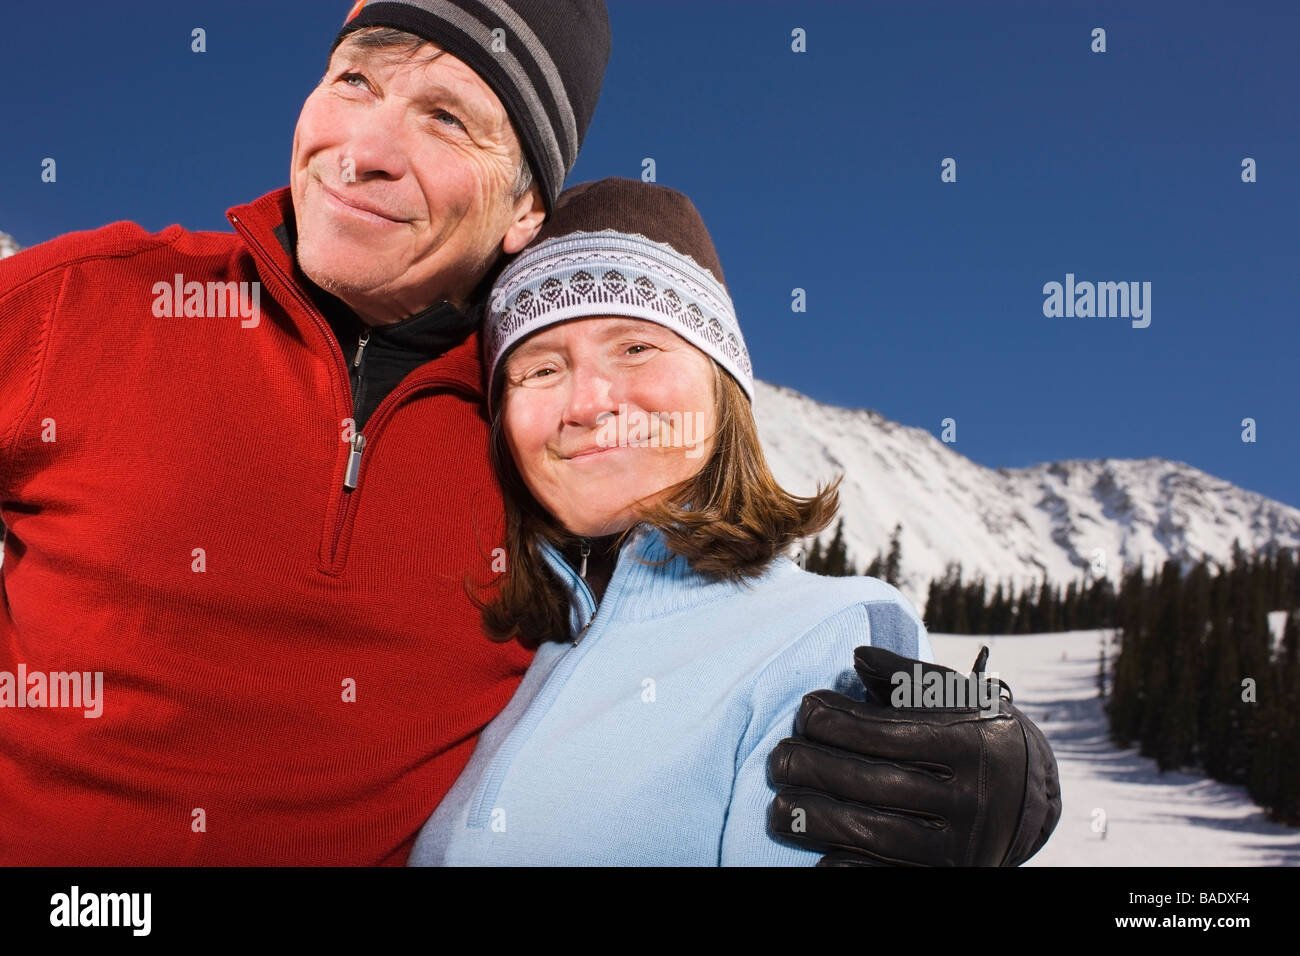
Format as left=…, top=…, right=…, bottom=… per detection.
left=469, top=358, right=843, bottom=647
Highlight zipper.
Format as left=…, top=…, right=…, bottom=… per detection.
left=343, top=434, right=366, bottom=491
left=343, top=329, right=371, bottom=492
left=560, top=538, right=599, bottom=639
left=350, top=328, right=371, bottom=433
left=465, top=533, right=633, bottom=829
left=353, top=329, right=371, bottom=370
left=228, top=215, right=478, bottom=574
left=320, top=371, right=479, bottom=571
left=231, top=216, right=357, bottom=572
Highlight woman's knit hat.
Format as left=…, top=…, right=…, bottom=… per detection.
left=483, top=177, right=754, bottom=413
left=333, top=0, right=611, bottom=213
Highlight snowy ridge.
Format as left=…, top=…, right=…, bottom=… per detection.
left=0, top=231, right=19, bottom=259
left=753, top=380, right=1300, bottom=608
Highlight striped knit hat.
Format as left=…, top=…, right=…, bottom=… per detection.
left=484, top=178, right=754, bottom=414
left=333, top=0, right=611, bottom=213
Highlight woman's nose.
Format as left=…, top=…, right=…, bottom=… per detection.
left=563, top=362, right=620, bottom=428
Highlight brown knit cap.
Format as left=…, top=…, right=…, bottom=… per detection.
left=531, top=178, right=726, bottom=284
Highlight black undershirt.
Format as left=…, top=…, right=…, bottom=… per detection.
left=273, top=221, right=481, bottom=433
left=560, top=531, right=631, bottom=606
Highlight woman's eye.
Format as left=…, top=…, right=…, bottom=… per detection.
left=524, top=367, right=555, bottom=380
left=626, top=344, right=651, bottom=356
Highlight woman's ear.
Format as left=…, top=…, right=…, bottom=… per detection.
left=502, top=182, right=547, bottom=255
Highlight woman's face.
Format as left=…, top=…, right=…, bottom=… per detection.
left=501, top=316, right=718, bottom=537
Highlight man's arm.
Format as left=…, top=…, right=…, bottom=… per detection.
left=0, top=245, right=62, bottom=498
left=769, top=644, right=1062, bottom=866
left=721, top=602, right=875, bottom=865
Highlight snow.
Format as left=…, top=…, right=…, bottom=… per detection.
left=0, top=231, right=18, bottom=259
left=1268, top=610, right=1290, bottom=653
left=929, top=629, right=1300, bottom=866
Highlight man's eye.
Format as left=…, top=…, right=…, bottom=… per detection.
left=626, top=344, right=652, bottom=356
left=340, top=72, right=370, bottom=90
left=432, top=110, right=466, bottom=131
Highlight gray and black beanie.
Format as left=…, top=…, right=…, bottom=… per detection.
left=484, top=177, right=754, bottom=414
left=332, top=0, right=611, bottom=213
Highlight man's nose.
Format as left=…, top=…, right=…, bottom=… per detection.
left=339, top=105, right=411, bottom=182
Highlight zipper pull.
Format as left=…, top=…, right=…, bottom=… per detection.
left=578, top=538, right=591, bottom=579
left=343, top=433, right=367, bottom=490
left=573, top=621, right=592, bottom=646
left=353, top=329, right=371, bottom=369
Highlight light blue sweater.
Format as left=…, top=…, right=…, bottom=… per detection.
left=410, top=523, right=934, bottom=866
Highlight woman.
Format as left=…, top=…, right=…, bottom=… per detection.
left=411, top=178, right=934, bottom=866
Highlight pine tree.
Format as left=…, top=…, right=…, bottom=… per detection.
left=989, top=582, right=1009, bottom=635
left=1181, top=562, right=1212, bottom=764
left=1107, top=565, right=1147, bottom=746
left=1140, top=561, right=1181, bottom=765
left=822, top=518, right=853, bottom=577
left=884, top=523, right=903, bottom=587
left=1037, top=578, right=1057, bottom=633
left=1202, top=607, right=1238, bottom=779
left=1271, top=612, right=1300, bottom=822
left=1064, top=580, right=1079, bottom=632
left=804, top=535, right=823, bottom=572
left=951, top=565, right=970, bottom=634
left=925, top=578, right=944, bottom=631
left=1015, top=586, right=1033, bottom=634
left=965, top=577, right=987, bottom=634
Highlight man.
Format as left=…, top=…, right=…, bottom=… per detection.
left=0, top=0, right=1057, bottom=866
left=0, top=0, right=610, bottom=867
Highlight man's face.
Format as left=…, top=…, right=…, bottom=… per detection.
left=290, top=35, right=545, bottom=323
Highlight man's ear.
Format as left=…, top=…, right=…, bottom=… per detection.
left=502, top=182, right=547, bottom=255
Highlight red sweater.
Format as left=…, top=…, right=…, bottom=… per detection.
left=0, top=188, right=532, bottom=865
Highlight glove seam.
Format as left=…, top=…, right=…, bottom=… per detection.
left=998, top=716, right=1035, bottom=866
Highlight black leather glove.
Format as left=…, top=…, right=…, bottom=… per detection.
left=768, top=645, right=1061, bottom=866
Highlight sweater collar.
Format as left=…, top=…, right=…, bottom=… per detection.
left=536, top=523, right=788, bottom=640
left=225, top=186, right=489, bottom=398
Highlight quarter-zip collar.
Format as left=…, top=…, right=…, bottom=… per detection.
left=225, top=186, right=491, bottom=575
left=224, top=186, right=488, bottom=403
left=536, top=523, right=791, bottom=641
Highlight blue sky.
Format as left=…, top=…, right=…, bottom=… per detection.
left=2, top=0, right=1296, bottom=506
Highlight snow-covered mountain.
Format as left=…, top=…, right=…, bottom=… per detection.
left=0, top=231, right=19, bottom=259
left=754, top=380, right=1300, bottom=608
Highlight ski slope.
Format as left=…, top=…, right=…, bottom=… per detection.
left=928, top=629, right=1300, bottom=867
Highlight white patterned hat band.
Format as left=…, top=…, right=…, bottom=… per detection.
left=484, top=230, right=754, bottom=412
